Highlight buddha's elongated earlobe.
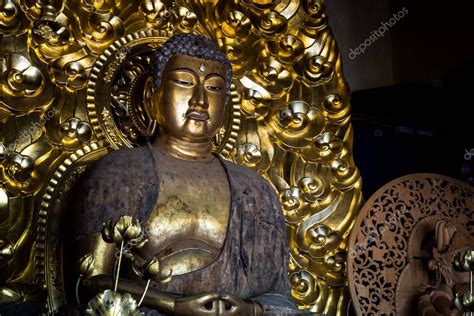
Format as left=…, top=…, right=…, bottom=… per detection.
left=142, top=76, right=158, bottom=138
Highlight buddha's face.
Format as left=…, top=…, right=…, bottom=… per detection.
left=152, top=54, right=227, bottom=143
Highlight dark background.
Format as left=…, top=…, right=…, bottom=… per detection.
left=326, top=0, right=474, bottom=199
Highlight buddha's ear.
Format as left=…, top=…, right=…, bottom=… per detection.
left=142, top=76, right=158, bottom=137
left=143, top=76, right=155, bottom=117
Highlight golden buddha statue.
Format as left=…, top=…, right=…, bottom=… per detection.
left=68, top=34, right=298, bottom=315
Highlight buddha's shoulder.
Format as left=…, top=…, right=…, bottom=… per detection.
left=223, top=160, right=284, bottom=222
left=96, top=146, right=151, bottom=163
left=222, top=160, right=274, bottom=192
left=84, top=146, right=152, bottom=179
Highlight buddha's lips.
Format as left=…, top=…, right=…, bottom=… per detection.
left=185, top=109, right=210, bottom=121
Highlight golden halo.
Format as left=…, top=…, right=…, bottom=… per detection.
left=86, top=28, right=240, bottom=157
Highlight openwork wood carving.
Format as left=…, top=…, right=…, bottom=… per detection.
left=349, top=174, right=474, bottom=316
left=0, top=0, right=362, bottom=314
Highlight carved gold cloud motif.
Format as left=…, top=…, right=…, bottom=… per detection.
left=0, top=54, right=44, bottom=97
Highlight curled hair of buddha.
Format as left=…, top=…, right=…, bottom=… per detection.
left=150, top=33, right=233, bottom=103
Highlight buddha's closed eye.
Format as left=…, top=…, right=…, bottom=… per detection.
left=206, top=85, right=223, bottom=91
left=173, top=79, right=194, bottom=86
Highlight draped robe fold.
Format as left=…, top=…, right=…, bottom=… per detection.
left=72, top=146, right=298, bottom=314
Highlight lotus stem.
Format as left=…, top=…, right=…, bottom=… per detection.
left=75, top=274, right=82, bottom=304
left=114, top=240, right=124, bottom=291
left=471, top=270, right=472, bottom=294
left=469, top=269, right=473, bottom=316
left=138, top=279, right=151, bottom=307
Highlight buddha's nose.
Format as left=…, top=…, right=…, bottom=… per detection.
left=189, top=83, right=209, bottom=109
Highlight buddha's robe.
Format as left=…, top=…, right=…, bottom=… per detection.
left=73, top=146, right=298, bottom=314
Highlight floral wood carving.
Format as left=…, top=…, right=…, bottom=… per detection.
left=349, top=174, right=474, bottom=316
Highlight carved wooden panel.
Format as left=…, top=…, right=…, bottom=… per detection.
left=349, top=174, right=473, bottom=316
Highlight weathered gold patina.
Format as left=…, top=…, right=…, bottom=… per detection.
left=0, top=1, right=362, bottom=315
left=71, top=40, right=294, bottom=315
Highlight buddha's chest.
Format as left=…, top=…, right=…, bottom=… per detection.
left=138, top=155, right=230, bottom=276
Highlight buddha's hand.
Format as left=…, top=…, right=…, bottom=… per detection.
left=174, top=292, right=262, bottom=316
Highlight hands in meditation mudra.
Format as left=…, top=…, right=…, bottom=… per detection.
left=69, top=34, right=298, bottom=315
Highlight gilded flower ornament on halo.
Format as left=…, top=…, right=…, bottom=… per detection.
left=322, top=250, right=347, bottom=286
left=0, top=53, right=44, bottom=97
left=59, top=117, right=92, bottom=149
left=5, top=153, right=35, bottom=183
left=139, top=0, right=167, bottom=25
left=254, top=56, right=293, bottom=95
left=0, top=0, right=18, bottom=28
left=50, top=51, right=92, bottom=90
left=31, top=12, right=71, bottom=47
left=330, top=158, right=359, bottom=189
left=257, top=11, right=287, bottom=36
left=232, top=142, right=262, bottom=168
left=221, top=10, right=252, bottom=38
left=295, top=55, right=334, bottom=86
left=267, top=34, right=305, bottom=64
left=322, top=93, right=351, bottom=122
left=301, top=0, right=328, bottom=33
left=269, top=101, right=324, bottom=148
left=241, top=88, right=271, bottom=118
left=220, top=36, right=246, bottom=67
left=298, top=177, right=330, bottom=202
left=314, top=132, right=347, bottom=162
left=83, top=13, right=125, bottom=50
left=307, top=224, right=342, bottom=258
left=176, top=6, right=197, bottom=31
left=0, top=0, right=29, bottom=35
left=289, top=270, right=320, bottom=305
left=280, top=187, right=309, bottom=223
left=325, top=250, right=346, bottom=274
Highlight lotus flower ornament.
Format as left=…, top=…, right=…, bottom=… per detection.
left=85, top=290, right=143, bottom=316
